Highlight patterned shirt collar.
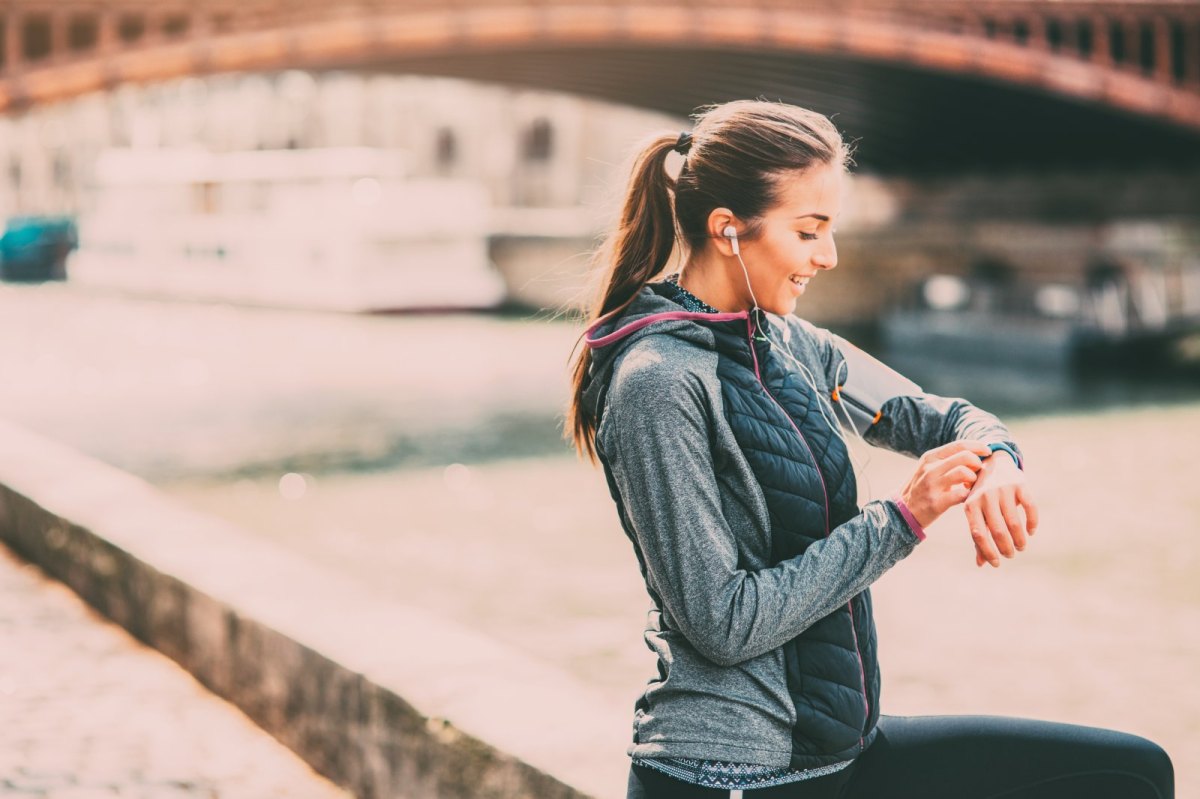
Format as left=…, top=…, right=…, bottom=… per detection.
left=663, top=272, right=722, bottom=315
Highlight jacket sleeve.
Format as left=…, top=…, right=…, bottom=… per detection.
left=597, top=359, right=919, bottom=668
left=864, top=393, right=1024, bottom=467
left=798, top=320, right=1024, bottom=465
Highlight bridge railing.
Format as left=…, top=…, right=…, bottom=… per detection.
left=0, top=1, right=1197, bottom=99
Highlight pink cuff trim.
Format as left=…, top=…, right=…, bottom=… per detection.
left=890, top=495, right=926, bottom=543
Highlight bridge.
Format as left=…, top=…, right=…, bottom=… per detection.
left=1, top=1, right=1198, bottom=171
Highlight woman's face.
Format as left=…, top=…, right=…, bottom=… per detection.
left=738, top=164, right=842, bottom=316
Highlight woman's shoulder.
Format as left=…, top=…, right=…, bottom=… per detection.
left=598, top=336, right=723, bottom=457
left=760, top=313, right=842, bottom=393
left=608, top=333, right=720, bottom=402
left=776, top=313, right=836, bottom=348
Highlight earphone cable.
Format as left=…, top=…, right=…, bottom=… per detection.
left=732, top=248, right=876, bottom=500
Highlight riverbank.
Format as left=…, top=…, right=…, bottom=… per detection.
left=163, top=402, right=1200, bottom=797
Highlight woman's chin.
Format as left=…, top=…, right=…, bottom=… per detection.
left=769, top=296, right=799, bottom=316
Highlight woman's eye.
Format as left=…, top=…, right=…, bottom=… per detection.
left=798, top=232, right=819, bottom=241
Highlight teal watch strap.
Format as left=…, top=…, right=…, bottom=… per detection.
left=987, top=442, right=1023, bottom=470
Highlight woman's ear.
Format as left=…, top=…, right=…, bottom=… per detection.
left=707, top=207, right=740, bottom=257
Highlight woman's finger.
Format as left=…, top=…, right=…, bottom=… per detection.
left=931, top=450, right=985, bottom=478
left=1016, top=483, right=1039, bottom=535
left=966, top=501, right=999, bottom=567
left=925, top=439, right=991, bottom=462
left=981, top=490, right=1016, bottom=558
left=999, top=487, right=1029, bottom=552
left=944, top=465, right=979, bottom=486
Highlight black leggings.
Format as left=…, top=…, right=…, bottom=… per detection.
left=626, top=715, right=1174, bottom=799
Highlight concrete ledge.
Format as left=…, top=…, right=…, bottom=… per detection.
left=0, top=419, right=630, bottom=799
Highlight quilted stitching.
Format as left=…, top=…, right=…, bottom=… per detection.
left=710, top=323, right=876, bottom=758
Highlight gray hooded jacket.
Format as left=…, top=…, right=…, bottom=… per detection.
left=581, top=282, right=1021, bottom=769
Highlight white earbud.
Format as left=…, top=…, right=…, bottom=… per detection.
left=722, top=225, right=740, bottom=256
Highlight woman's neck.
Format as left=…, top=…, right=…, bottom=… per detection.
left=677, top=256, right=749, bottom=313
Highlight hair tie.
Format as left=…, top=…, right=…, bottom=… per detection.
left=673, top=131, right=693, bottom=155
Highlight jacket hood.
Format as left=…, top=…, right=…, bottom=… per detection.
left=580, top=283, right=750, bottom=421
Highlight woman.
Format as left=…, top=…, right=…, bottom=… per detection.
left=564, top=101, right=1173, bottom=798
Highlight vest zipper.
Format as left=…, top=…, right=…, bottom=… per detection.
left=847, top=596, right=869, bottom=752
left=744, top=317, right=870, bottom=749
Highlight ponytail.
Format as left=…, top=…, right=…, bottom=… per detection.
left=564, top=100, right=848, bottom=464
left=565, top=132, right=681, bottom=463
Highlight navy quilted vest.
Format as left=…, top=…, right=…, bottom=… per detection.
left=654, top=285, right=882, bottom=764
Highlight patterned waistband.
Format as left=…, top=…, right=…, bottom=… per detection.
left=631, top=755, right=852, bottom=790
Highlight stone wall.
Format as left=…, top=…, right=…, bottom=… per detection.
left=0, top=420, right=630, bottom=799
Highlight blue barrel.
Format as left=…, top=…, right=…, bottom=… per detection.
left=0, top=216, right=78, bottom=282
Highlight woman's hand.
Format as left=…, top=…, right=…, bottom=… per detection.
left=966, top=452, right=1039, bottom=568
left=899, top=439, right=993, bottom=529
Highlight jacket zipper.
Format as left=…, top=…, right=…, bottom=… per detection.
left=744, top=317, right=870, bottom=749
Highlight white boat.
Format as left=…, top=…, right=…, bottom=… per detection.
left=68, top=147, right=507, bottom=312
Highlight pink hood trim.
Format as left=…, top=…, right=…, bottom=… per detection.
left=585, top=309, right=750, bottom=349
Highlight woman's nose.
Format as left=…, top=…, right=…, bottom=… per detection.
left=813, top=238, right=837, bottom=271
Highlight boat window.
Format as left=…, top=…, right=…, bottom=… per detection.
left=522, top=118, right=554, bottom=163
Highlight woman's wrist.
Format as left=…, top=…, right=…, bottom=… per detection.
left=890, top=494, right=927, bottom=542
left=985, top=442, right=1023, bottom=470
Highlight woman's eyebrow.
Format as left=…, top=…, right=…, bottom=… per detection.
left=794, top=214, right=830, bottom=221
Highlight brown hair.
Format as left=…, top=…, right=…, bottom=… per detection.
left=565, top=100, right=851, bottom=463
